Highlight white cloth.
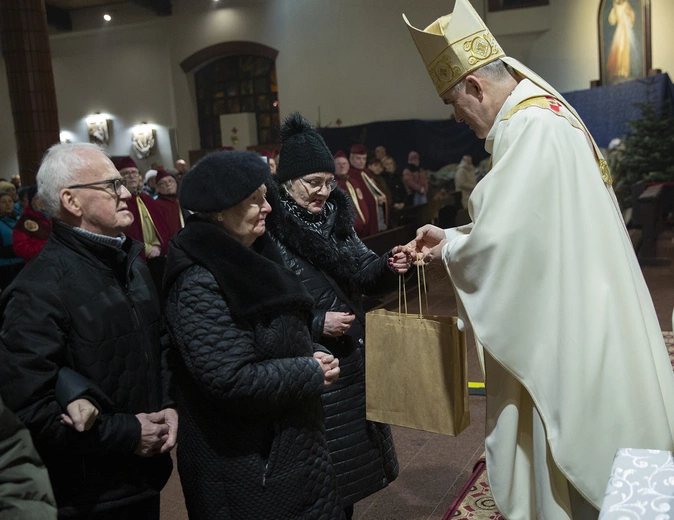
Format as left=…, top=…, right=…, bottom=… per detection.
left=599, top=449, right=674, bottom=519
left=441, top=79, right=674, bottom=519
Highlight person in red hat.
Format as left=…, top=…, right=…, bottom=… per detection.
left=12, top=186, right=52, bottom=263
left=153, top=169, right=188, bottom=238
left=113, top=156, right=171, bottom=290
left=334, top=151, right=371, bottom=237
left=349, top=145, right=386, bottom=234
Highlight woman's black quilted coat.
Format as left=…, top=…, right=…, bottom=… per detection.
left=164, top=219, right=343, bottom=519
left=267, top=186, right=400, bottom=507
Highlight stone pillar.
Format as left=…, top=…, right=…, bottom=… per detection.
left=0, top=0, right=60, bottom=186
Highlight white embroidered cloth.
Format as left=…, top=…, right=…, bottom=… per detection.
left=600, top=448, right=674, bottom=519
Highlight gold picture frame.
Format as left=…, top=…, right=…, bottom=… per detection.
left=598, top=0, right=652, bottom=86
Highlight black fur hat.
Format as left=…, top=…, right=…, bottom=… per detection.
left=179, top=150, right=270, bottom=212
left=276, top=112, right=335, bottom=183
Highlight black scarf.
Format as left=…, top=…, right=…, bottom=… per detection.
left=169, top=216, right=314, bottom=319
left=266, top=183, right=360, bottom=293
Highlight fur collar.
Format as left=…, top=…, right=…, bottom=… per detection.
left=266, top=184, right=360, bottom=291
left=166, top=216, right=314, bottom=319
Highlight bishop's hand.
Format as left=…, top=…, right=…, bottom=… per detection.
left=413, top=224, right=447, bottom=265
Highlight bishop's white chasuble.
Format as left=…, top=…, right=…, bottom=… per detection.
left=442, top=79, right=674, bottom=519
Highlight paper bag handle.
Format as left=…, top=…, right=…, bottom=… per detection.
left=399, top=259, right=429, bottom=319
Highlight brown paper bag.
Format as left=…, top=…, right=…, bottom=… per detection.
left=365, top=307, right=470, bottom=436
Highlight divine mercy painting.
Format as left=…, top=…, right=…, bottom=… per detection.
left=599, top=0, right=651, bottom=85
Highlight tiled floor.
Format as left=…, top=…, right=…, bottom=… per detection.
left=160, top=229, right=674, bottom=520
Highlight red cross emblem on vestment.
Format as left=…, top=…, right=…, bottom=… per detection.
left=545, top=96, right=562, bottom=113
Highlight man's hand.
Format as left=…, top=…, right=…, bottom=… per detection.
left=313, top=352, right=340, bottom=387
left=323, top=312, right=356, bottom=337
left=135, top=412, right=170, bottom=457
left=413, top=225, right=447, bottom=264
left=156, top=408, right=179, bottom=454
left=61, top=398, right=99, bottom=432
left=147, top=245, right=162, bottom=259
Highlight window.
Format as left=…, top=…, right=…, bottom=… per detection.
left=194, top=55, right=280, bottom=149
left=488, top=0, right=549, bottom=11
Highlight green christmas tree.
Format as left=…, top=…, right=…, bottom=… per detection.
left=621, top=100, right=674, bottom=186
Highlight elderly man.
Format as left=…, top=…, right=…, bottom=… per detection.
left=153, top=169, right=187, bottom=238
left=334, top=150, right=372, bottom=237
left=114, top=157, right=171, bottom=291
left=349, top=144, right=386, bottom=234
left=114, top=157, right=170, bottom=260
left=0, top=143, right=177, bottom=519
left=406, top=1, right=674, bottom=519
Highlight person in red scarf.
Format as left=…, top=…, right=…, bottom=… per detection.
left=12, top=187, right=52, bottom=263
left=113, top=157, right=171, bottom=292
left=113, top=157, right=170, bottom=257
left=334, top=151, right=372, bottom=238
left=348, top=145, right=385, bottom=235
left=153, top=169, right=188, bottom=238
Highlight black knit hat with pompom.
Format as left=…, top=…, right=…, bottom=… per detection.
left=276, top=112, right=335, bottom=183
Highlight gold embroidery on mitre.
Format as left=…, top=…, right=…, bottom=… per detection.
left=460, top=32, right=502, bottom=66
left=428, top=54, right=463, bottom=94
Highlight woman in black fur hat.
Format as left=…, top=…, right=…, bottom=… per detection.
left=163, top=150, right=344, bottom=520
left=267, top=113, right=414, bottom=519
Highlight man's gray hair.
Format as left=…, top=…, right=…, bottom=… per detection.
left=448, top=59, right=516, bottom=97
left=37, top=142, right=105, bottom=218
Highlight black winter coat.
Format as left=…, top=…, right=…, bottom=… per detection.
left=0, top=394, right=56, bottom=519
left=0, top=220, right=173, bottom=516
left=163, top=218, right=343, bottom=520
left=267, top=187, right=400, bottom=506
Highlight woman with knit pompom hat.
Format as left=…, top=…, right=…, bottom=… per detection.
left=266, top=112, right=414, bottom=519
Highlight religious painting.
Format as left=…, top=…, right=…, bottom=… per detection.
left=598, top=0, right=651, bottom=85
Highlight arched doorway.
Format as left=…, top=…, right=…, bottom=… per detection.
left=180, top=42, right=280, bottom=150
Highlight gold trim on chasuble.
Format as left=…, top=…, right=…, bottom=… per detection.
left=345, top=181, right=367, bottom=224
left=501, top=96, right=613, bottom=186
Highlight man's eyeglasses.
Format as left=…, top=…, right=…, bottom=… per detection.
left=67, top=178, right=128, bottom=196
left=298, top=177, right=338, bottom=192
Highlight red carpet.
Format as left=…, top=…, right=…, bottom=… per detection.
left=442, top=457, right=502, bottom=520
left=443, top=331, right=674, bottom=520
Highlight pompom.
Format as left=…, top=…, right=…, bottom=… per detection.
left=280, top=112, right=315, bottom=143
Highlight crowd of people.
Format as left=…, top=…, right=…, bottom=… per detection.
left=0, top=113, right=417, bottom=519
left=0, top=140, right=454, bottom=294
left=2, top=1, right=673, bottom=519
left=0, top=157, right=192, bottom=295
